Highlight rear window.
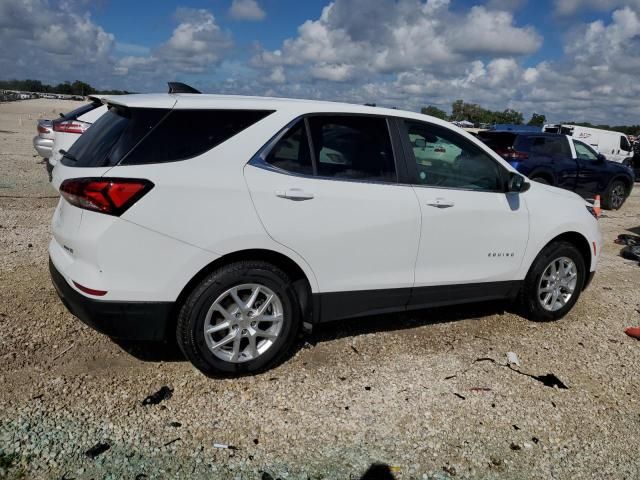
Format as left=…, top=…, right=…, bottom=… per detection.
left=59, top=101, right=102, bottom=122
left=477, top=132, right=517, bottom=151
left=64, top=107, right=273, bottom=167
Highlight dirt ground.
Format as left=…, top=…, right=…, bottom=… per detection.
left=1, top=99, right=639, bottom=480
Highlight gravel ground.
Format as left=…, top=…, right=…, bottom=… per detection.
left=1, top=99, right=640, bottom=480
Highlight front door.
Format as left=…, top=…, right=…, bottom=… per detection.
left=397, top=119, right=530, bottom=307
left=573, top=139, right=606, bottom=198
left=244, top=114, right=421, bottom=319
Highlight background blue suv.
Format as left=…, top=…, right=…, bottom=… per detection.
left=479, top=131, right=635, bottom=210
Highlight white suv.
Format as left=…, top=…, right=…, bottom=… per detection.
left=49, top=93, right=602, bottom=376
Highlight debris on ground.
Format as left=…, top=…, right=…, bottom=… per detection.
left=213, top=443, right=238, bottom=450
left=453, top=393, right=466, bottom=400
left=624, top=326, right=640, bottom=340
left=506, top=351, right=521, bottom=367
left=141, top=386, right=173, bottom=406
left=510, top=442, right=521, bottom=451
left=168, top=421, right=182, bottom=428
left=84, top=442, right=110, bottom=459
left=442, top=464, right=457, bottom=476
left=614, top=233, right=640, bottom=246
left=620, top=245, right=640, bottom=263
left=469, top=387, right=492, bottom=393
left=163, top=438, right=180, bottom=447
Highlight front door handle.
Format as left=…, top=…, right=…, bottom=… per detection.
left=275, top=188, right=314, bottom=200
left=426, top=198, right=455, bottom=208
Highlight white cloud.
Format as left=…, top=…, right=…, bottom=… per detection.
left=253, top=0, right=541, bottom=77
left=555, top=0, right=640, bottom=15
left=229, top=0, right=266, bottom=21
left=115, top=8, right=233, bottom=76
left=0, top=0, right=115, bottom=83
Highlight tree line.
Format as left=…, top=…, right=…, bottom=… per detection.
left=0, top=79, right=132, bottom=96
left=421, top=100, right=640, bottom=135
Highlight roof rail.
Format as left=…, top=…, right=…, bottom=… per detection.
left=167, top=82, right=201, bottom=94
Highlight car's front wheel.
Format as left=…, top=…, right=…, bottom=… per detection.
left=176, top=261, right=300, bottom=376
left=519, top=241, right=586, bottom=321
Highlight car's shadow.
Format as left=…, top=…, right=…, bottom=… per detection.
left=113, top=299, right=514, bottom=364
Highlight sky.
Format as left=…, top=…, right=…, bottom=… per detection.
left=2, top=0, right=640, bottom=124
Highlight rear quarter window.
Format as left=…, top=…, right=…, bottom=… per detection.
left=64, top=107, right=273, bottom=167
left=122, top=109, right=273, bottom=165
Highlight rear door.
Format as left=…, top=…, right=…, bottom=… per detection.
left=244, top=114, right=421, bottom=319
left=397, top=119, right=529, bottom=306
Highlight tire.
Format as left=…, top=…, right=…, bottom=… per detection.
left=602, top=179, right=627, bottom=210
left=531, top=176, right=550, bottom=185
left=519, top=241, right=586, bottom=322
left=176, top=261, right=300, bottom=377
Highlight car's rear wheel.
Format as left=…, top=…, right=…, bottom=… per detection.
left=602, top=179, right=627, bottom=210
left=519, top=241, right=586, bottom=321
left=176, top=261, right=300, bottom=376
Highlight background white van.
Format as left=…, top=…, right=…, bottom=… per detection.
left=543, top=124, right=633, bottom=165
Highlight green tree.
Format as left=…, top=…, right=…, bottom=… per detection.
left=527, top=113, right=546, bottom=127
left=421, top=105, right=448, bottom=120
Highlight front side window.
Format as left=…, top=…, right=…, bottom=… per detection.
left=620, top=135, right=631, bottom=151
left=307, top=115, right=396, bottom=182
left=404, top=121, right=504, bottom=191
left=574, top=140, right=599, bottom=161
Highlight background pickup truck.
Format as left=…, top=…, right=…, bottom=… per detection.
left=479, top=131, right=635, bottom=210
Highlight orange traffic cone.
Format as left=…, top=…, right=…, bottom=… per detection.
left=625, top=326, right=640, bottom=340
left=593, top=195, right=601, bottom=218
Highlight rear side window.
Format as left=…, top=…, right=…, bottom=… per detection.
left=123, top=109, right=273, bottom=165
left=262, top=115, right=397, bottom=183
left=64, top=107, right=272, bottom=167
left=528, top=136, right=570, bottom=157
left=265, top=121, right=313, bottom=175
left=307, top=116, right=396, bottom=181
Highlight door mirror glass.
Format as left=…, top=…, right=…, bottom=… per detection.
left=413, top=137, right=426, bottom=148
left=508, top=172, right=530, bottom=193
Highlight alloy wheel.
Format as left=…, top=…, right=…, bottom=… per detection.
left=203, top=284, right=284, bottom=363
left=537, top=257, right=578, bottom=312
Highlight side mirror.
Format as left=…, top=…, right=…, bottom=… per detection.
left=596, top=153, right=606, bottom=163
left=508, top=172, right=530, bottom=193
left=413, top=138, right=426, bottom=148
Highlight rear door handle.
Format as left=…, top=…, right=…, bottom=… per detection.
left=426, top=198, right=455, bottom=208
left=275, top=188, right=314, bottom=200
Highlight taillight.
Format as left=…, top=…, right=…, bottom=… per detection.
left=59, top=178, right=154, bottom=216
left=37, top=124, right=51, bottom=134
left=53, top=120, right=91, bottom=134
left=496, top=147, right=528, bottom=161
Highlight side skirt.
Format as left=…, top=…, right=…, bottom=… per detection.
left=313, top=281, right=522, bottom=323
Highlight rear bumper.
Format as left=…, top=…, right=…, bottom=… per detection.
left=33, top=135, right=53, bottom=158
left=49, top=259, right=173, bottom=341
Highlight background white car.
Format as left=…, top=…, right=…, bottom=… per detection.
left=49, top=93, right=602, bottom=376
left=49, top=96, right=107, bottom=171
